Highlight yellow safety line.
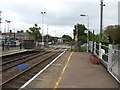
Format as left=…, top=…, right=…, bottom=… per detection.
left=53, top=77, right=62, bottom=89
left=0, top=49, right=21, bottom=55
left=62, top=52, right=73, bottom=75
left=53, top=52, right=73, bottom=90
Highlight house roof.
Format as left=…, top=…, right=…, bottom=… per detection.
left=0, top=33, right=29, bottom=36
left=0, top=33, right=14, bottom=35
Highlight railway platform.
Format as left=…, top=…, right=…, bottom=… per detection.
left=23, top=51, right=119, bottom=89
left=0, top=47, right=27, bottom=57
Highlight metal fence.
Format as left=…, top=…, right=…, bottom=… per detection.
left=88, top=42, right=120, bottom=83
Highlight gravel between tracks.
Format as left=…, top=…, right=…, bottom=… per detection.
left=2, top=51, right=45, bottom=71
left=2, top=51, right=54, bottom=82
left=2, top=51, right=39, bottom=62
left=2, top=51, right=61, bottom=89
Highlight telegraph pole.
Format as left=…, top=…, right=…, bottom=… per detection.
left=100, top=0, right=105, bottom=40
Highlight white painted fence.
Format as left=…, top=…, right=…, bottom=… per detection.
left=88, top=42, right=120, bottom=83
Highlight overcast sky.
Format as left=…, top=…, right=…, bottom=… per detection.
left=0, top=0, right=119, bottom=38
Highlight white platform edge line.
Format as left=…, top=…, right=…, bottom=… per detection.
left=18, top=50, right=66, bottom=90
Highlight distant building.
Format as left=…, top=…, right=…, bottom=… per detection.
left=57, top=37, right=64, bottom=44
left=0, top=32, right=34, bottom=42
left=0, top=33, right=13, bottom=46
left=10, top=32, right=34, bottom=41
left=0, top=33, right=13, bottom=40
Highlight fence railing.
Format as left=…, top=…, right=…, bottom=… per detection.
left=88, top=42, right=120, bottom=83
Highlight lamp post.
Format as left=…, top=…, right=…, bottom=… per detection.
left=80, top=14, right=89, bottom=30
left=47, top=25, right=48, bottom=43
left=41, top=11, right=46, bottom=46
left=4, top=20, right=9, bottom=43
left=7, top=20, right=10, bottom=38
left=4, top=20, right=7, bottom=34
left=45, top=25, right=49, bottom=47
left=4, top=20, right=7, bottom=44
left=100, top=0, right=105, bottom=40
left=80, top=14, right=89, bottom=52
left=0, top=11, right=2, bottom=32
left=6, top=20, right=10, bottom=49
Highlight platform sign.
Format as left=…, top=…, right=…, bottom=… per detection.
left=36, top=41, right=38, bottom=48
left=75, top=34, right=78, bottom=41
left=15, top=64, right=29, bottom=70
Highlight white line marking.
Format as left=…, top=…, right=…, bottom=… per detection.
left=18, top=50, right=66, bottom=90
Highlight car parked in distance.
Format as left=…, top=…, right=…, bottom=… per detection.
left=5, top=42, right=16, bottom=47
left=48, top=42, right=52, bottom=45
left=38, top=42, right=45, bottom=46
left=5, top=41, right=20, bottom=47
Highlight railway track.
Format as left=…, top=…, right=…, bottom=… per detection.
left=2, top=51, right=52, bottom=82
left=2, top=51, right=39, bottom=62
left=2, top=51, right=50, bottom=72
left=2, top=51, right=40, bottom=65
left=1, top=50, right=63, bottom=89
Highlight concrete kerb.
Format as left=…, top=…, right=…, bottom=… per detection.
left=0, top=49, right=27, bottom=57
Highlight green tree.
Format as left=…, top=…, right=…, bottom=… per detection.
left=94, top=33, right=109, bottom=45
left=62, top=35, right=72, bottom=43
left=88, top=31, right=94, bottom=41
left=104, top=25, right=120, bottom=44
left=44, top=34, right=53, bottom=42
left=73, top=25, right=77, bottom=40
left=73, top=23, right=87, bottom=43
left=27, top=24, right=42, bottom=41
left=81, top=35, right=87, bottom=43
left=94, top=34, right=99, bottom=43
left=77, top=24, right=87, bottom=39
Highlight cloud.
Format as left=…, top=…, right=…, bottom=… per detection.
left=0, top=0, right=118, bottom=37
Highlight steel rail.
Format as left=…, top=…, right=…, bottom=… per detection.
left=1, top=51, right=60, bottom=88
left=2, top=51, right=51, bottom=72
left=2, top=51, right=40, bottom=66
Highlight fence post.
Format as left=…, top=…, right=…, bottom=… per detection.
left=89, top=42, right=92, bottom=52
left=86, top=41, right=89, bottom=52
left=99, top=43, right=102, bottom=59
left=118, top=45, right=120, bottom=81
left=91, top=42, right=93, bottom=52
left=108, top=44, right=112, bottom=71
left=94, top=42, right=96, bottom=54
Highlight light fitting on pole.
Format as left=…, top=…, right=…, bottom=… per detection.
left=7, top=21, right=10, bottom=23
left=80, top=14, right=86, bottom=16
left=0, top=11, right=2, bottom=23
left=41, top=12, right=46, bottom=14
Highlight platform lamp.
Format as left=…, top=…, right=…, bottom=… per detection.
left=80, top=14, right=89, bottom=52
left=7, top=20, right=11, bottom=38
left=41, top=11, right=46, bottom=46
left=0, top=11, right=2, bottom=33
left=6, top=20, right=10, bottom=49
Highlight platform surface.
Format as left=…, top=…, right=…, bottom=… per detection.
left=58, top=52, right=119, bottom=88
left=25, top=51, right=119, bottom=89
